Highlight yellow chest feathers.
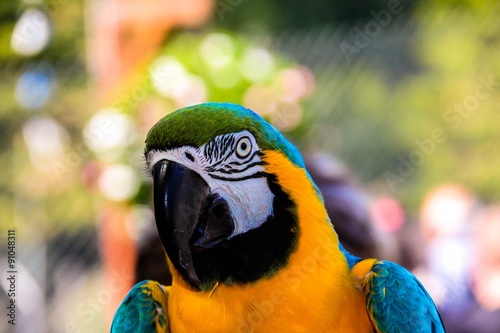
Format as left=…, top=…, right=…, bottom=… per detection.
left=168, top=248, right=373, bottom=333
left=168, top=151, right=373, bottom=332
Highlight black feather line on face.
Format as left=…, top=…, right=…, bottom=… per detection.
left=221, top=161, right=263, bottom=173
left=203, top=134, right=239, bottom=165
left=191, top=173, right=299, bottom=290
left=206, top=150, right=263, bottom=175
left=208, top=171, right=266, bottom=182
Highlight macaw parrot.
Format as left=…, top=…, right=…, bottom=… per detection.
left=111, top=102, right=445, bottom=332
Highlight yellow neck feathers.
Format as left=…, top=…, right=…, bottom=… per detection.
left=167, top=150, right=373, bottom=332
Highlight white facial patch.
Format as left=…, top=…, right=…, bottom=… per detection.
left=146, top=131, right=275, bottom=237
left=209, top=177, right=274, bottom=236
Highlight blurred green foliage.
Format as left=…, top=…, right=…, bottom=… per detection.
left=0, top=0, right=91, bottom=232
left=313, top=2, right=500, bottom=209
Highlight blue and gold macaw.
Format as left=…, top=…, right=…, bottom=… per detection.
left=111, top=102, right=445, bottom=332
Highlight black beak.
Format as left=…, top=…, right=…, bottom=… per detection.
left=153, top=160, right=235, bottom=289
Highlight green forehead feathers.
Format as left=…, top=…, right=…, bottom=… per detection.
left=145, top=102, right=304, bottom=168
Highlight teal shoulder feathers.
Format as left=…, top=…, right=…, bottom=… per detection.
left=111, top=280, right=169, bottom=333
left=363, top=260, right=445, bottom=333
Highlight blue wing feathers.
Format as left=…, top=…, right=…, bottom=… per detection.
left=111, top=280, right=168, bottom=333
left=367, top=261, right=445, bottom=333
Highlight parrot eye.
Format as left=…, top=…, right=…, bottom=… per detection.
left=236, top=137, right=252, bottom=158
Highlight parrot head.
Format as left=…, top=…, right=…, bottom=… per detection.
left=145, top=102, right=323, bottom=291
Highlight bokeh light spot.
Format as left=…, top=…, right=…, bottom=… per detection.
left=239, top=47, right=275, bottom=83
left=83, top=108, right=136, bottom=161
left=22, top=115, right=69, bottom=169
left=199, top=33, right=235, bottom=69
left=11, top=8, right=51, bottom=56
left=98, top=164, right=140, bottom=201
left=15, top=62, right=55, bottom=109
